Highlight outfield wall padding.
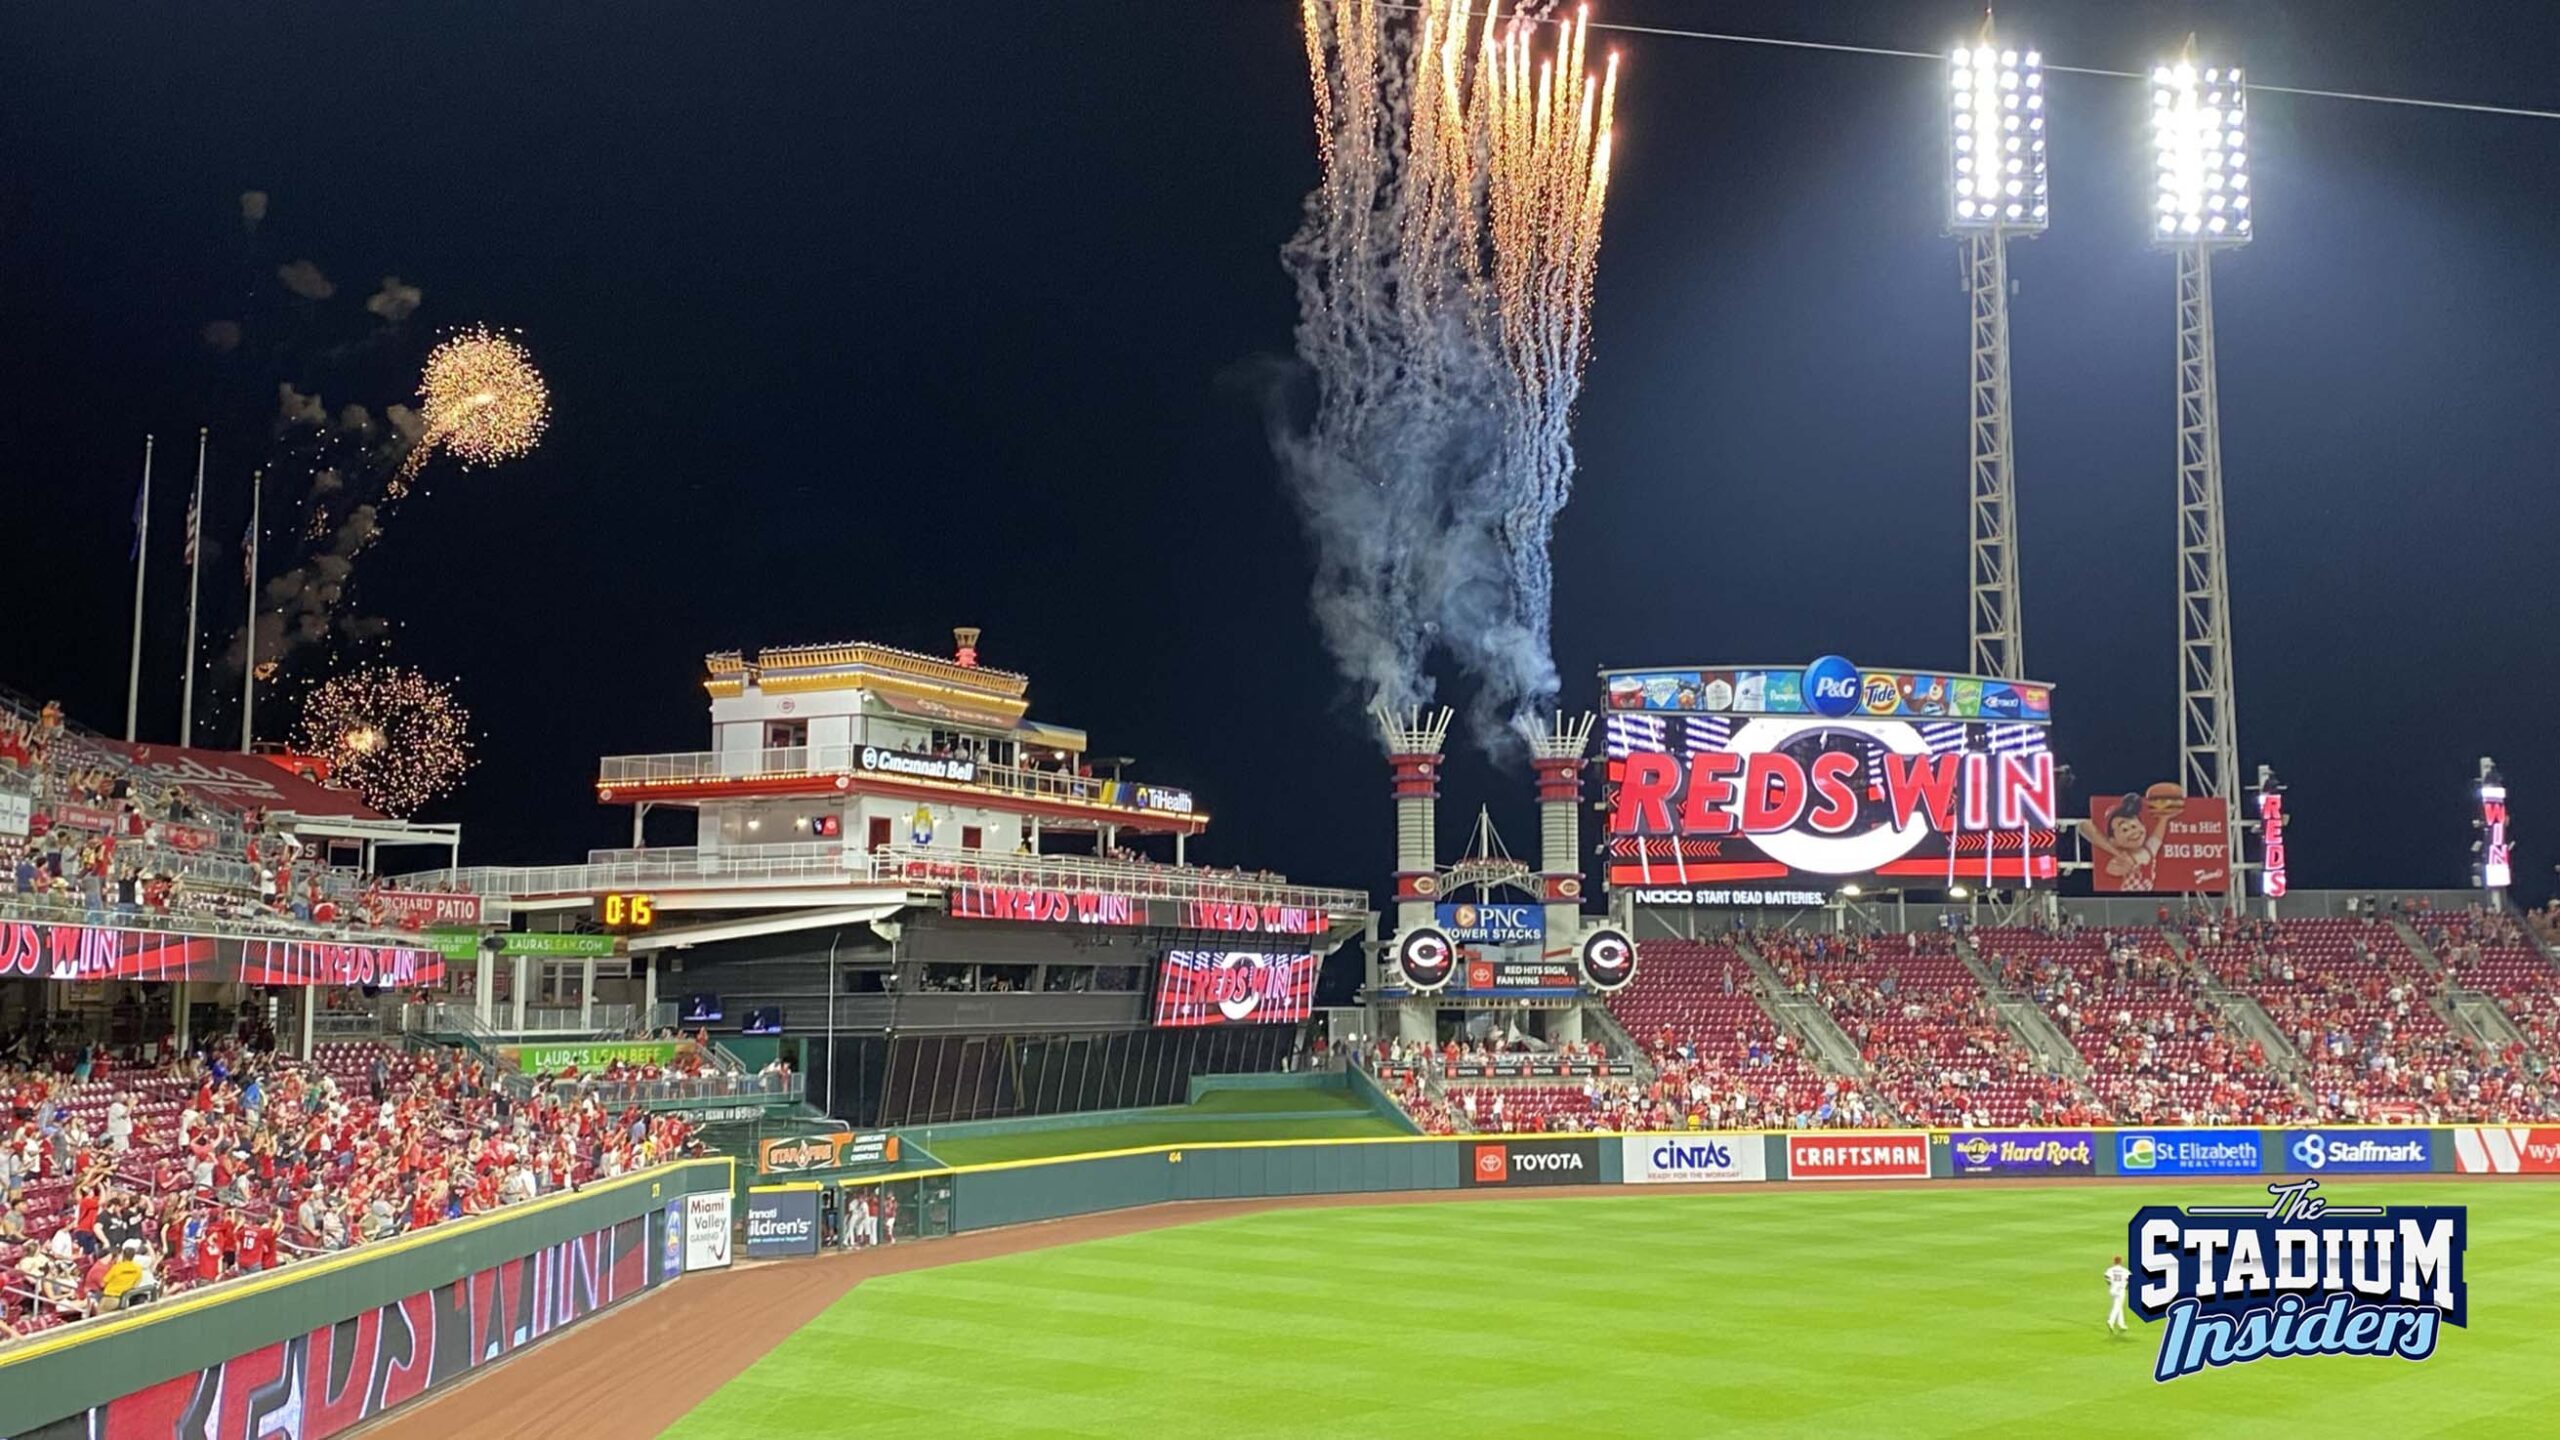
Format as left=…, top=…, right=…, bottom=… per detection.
left=0, top=1158, right=734, bottom=1436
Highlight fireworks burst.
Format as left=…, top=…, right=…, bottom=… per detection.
left=1279, top=0, right=1622, bottom=750
left=390, top=325, right=550, bottom=496
left=295, top=666, right=474, bottom=816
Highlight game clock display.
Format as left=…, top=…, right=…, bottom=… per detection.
left=596, top=892, right=660, bottom=933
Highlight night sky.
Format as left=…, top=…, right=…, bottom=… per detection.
left=3, top=2, right=2556, bottom=902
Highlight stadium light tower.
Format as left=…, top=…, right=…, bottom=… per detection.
left=1947, top=25, right=2048, bottom=680
left=2153, top=43, right=2250, bottom=913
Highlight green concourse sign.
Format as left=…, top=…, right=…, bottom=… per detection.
left=425, top=931, right=619, bottom=961
left=505, top=933, right=619, bottom=958
left=514, top=1040, right=679, bottom=1073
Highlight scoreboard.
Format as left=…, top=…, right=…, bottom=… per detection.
left=1602, top=656, right=2059, bottom=896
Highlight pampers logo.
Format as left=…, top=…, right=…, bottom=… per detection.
left=2129, top=1179, right=2467, bottom=1383
left=1803, top=654, right=1861, bottom=718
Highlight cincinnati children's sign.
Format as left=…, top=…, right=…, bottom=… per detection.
left=2127, top=1179, right=2467, bottom=1383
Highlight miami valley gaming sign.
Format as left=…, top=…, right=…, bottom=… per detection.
left=1602, top=656, right=2059, bottom=891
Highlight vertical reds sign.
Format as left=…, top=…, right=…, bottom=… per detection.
left=2078, top=785, right=2229, bottom=893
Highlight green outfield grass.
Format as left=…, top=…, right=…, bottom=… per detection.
left=668, top=1180, right=2560, bottom=1438
left=912, top=1092, right=1406, bottom=1167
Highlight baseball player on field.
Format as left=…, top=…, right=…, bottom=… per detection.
left=2104, top=1255, right=2132, bottom=1336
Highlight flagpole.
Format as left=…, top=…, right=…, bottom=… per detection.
left=124, top=434, right=155, bottom=742
left=179, top=428, right=207, bottom=747
left=240, top=469, right=261, bottom=751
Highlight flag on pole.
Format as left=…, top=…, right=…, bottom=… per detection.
left=242, top=514, right=256, bottom=583
left=130, top=474, right=148, bottom=561
left=183, top=481, right=201, bottom=568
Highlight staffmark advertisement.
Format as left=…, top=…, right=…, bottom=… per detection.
left=1462, top=1138, right=1597, bottom=1187
left=683, top=1192, right=733, bottom=1271
left=1786, top=1133, right=1929, bottom=1181
left=2116, top=1129, right=2264, bottom=1176
left=2283, top=1130, right=2434, bottom=1174
left=1621, top=1135, right=1766, bottom=1184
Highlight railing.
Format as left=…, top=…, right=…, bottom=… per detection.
left=402, top=1000, right=635, bottom=1037
left=0, top=891, right=425, bottom=948
left=595, top=745, right=1199, bottom=821
left=393, top=844, right=1369, bottom=917
left=543, top=1069, right=798, bottom=1106
left=863, top=844, right=1370, bottom=915
left=396, top=844, right=860, bottom=898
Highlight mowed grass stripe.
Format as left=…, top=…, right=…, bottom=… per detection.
left=668, top=1181, right=2560, bottom=1439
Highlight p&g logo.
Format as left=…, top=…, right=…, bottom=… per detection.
left=1803, top=655, right=1860, bottom=718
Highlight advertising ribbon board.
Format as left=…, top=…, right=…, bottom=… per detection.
left=515, top=1040, right=681, bottom=1074
left=1460, top=1139, right=1598, bottom=1187
left=744, top=1188, right=822, bottom=1259
left=1785, top=1133, right=1930, bottom=1181
left=1621, top=1135, right=1766, bottom=1184
left=2114, top=1129, right=2265, bottom=1176
left=2452, top=1127, right=2560, bottom=1175
left=1949, top=1131, right=2097, bottom=1177
left=2281, top=1130, right=2433, bottom=1174
left=683, top=1192, right=733, bottom=1271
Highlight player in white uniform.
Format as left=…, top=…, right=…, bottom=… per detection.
left=2104, top=1256, right=2132, bottom=1335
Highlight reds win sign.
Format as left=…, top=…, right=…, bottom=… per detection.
left=1606, top=713, right=2058, bottom=886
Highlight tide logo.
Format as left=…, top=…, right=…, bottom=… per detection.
left=1803, top=655, right=1860, bottom=718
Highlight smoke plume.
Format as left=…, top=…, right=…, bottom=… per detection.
left=1267, top=1, right=1618, bottom=755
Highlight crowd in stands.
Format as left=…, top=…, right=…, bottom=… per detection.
left=0, top=1025, right=703, bottom=1341
left=1757, top=930, right=2094, bottom=1128
left=2191, top=915, right=2556, bottom=1122
left=1605, top=939, right=1873, bottom=1129
left=1, top=695, right=463, bottom=942
left=1368, top=908, right=2560, bottom=1136
left=1984, top=924, right=2302, bottom=1126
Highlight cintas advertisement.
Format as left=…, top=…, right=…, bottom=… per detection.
left=1621, top=1134, right=1766, bottom=1184
left=1461, top=1138, right=1598, bottom=1187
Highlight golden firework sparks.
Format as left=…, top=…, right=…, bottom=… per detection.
left=390, top=325, right=551, bottom=497
left=296, top=667, right=473, bottom=816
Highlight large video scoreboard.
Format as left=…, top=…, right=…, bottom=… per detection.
left=1601, top=655, right=2059, bottom=900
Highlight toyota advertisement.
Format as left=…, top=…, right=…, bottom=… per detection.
left=1150, top=949, right=1317, bottom=1028
left=1785, top=1133, right=1931, bottom=1181
left=1603, top=657, right=2058, bottom=893
left=1461, top=1139, right=1599, bottom=1187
